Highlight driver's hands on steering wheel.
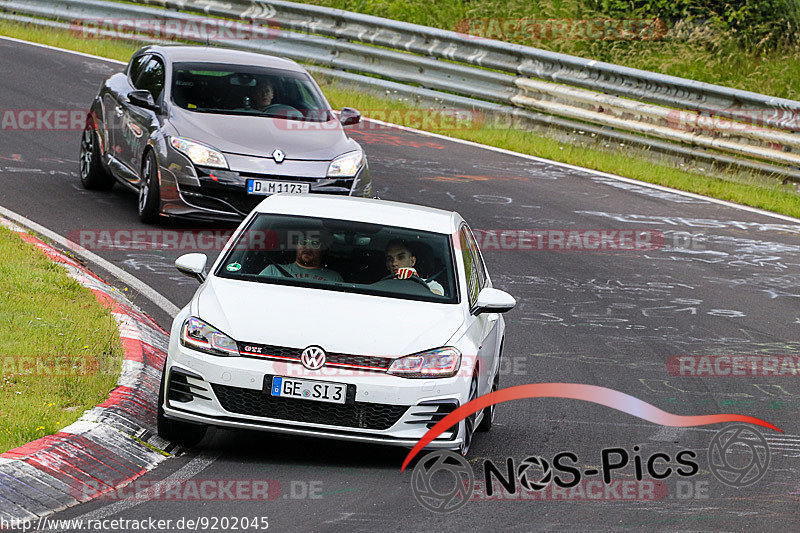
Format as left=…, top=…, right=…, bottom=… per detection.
left=395, top=267, right=418, bottom=280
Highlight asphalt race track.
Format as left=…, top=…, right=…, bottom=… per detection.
left=2, top=38, right=800, bottom=531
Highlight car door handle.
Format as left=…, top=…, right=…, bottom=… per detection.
left=115, top=106, right=124, bottom=117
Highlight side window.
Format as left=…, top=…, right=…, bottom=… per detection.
left=460, top=227, right=480, bottom=307
left=133, top=56, right=165, bottom=101
left=465, top=226, right=488, bottom=289
left=128, top=54, right=149, bottom=85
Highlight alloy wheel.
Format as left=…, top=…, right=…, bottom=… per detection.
left=79, top=128, right=93, bottom=180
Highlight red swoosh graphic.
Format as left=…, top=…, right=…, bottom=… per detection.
left=400, top=383, right=781, bottom=472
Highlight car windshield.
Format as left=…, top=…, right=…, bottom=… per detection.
left=215, top=214, right=458, bottom=304
left=171, top=62, right=332, bottom=122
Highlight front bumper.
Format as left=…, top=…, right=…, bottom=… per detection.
left=162, top=340, right=468, bottom=449
left=159, top=150, right=372, bottom=221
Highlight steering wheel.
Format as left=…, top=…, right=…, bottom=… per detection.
left=380, top=272, right=430, bottom=290
left=262, top=103, right=300, bottom=116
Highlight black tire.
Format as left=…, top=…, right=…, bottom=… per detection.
left=478, top=340, right=503, bottom=432
left=477, top=371, right=499, bottom=432
left=79, top=119, right=114, bottom=190
left=157, top=366, right=207, bottom=448
left=457, top=375, right=478, bottom=456
left=138, top=150, right=161, bottom=224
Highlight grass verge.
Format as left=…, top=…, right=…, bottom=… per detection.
left=1, top=18, right=799, bottom=219
left=0, top=224, right=122, bottom=452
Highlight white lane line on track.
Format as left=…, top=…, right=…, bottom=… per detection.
left=363, top=116, right=800, bottom=225
left=0, top=205, right=180, bottom=317
left=0, top=35, right=126, bottom=64
left=55, top=451, right=220, bottom=527
left=4, top=35, right=800, bottom=225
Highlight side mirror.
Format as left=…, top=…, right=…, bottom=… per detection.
left=339, top=107, right=361, bottom=126
left=473, top=287, right=516, bottom=315
left=128, top=90, right=159, bottom=111
left=175, top=253, right=207, bottom=283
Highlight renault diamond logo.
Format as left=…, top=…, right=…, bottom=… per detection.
left=301, top=346, right=326, bottom=370
left=272, top=148, right=285, bottom=163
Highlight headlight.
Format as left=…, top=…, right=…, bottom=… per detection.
left=326, top=151, right=363, bottom=178
left=387, top=347, right=461, bottom=378
left=181, top=317, right=239, bottom=356
left=170, top=136, right=228, bottom=168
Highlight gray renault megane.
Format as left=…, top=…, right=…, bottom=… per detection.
left=79, top=45, right=371, bottom=223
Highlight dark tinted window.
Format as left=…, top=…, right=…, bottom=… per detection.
left=215, top=214, right=458, bottom=304
left=133, top=56, right=165, bottom=101
left=128, top=54, right=149, bottom=82
left=171, top=62, right=332, bottom=122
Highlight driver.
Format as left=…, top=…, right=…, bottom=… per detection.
left=384, top=239, right=444, bottom=295
left=261, top=230, right=343, bottom=282
left=252, top=79, right=275, bottom=109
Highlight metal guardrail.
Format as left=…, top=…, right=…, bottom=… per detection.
left=3, top=0, right=800, bottom=182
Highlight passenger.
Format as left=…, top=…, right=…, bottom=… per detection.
left=384, top=239, right=444, bottom=295
left=261, top=231, right=343, bottom=282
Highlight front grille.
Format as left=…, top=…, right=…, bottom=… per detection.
left=238, top=343, right=303, bottom=359
left=180, top=169, right=355, bottom=216
left=325, top=353, right=391, bottom=370
left=180, top=183, right=263, bottom=215
left=211, top=383, right=408, bottom=430
left=238, top=172, right=317, bottom=184
left=238, top=172, right=355, bottom=194
left=237, top=342, right=392, bottom=371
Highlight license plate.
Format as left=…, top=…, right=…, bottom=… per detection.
left=247, top=179, right=309, bottom=195
left=270, top=376, right=346, bottom=404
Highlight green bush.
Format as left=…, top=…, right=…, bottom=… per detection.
left=591, top=0, right=800, bottom=50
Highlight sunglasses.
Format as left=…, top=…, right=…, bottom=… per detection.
left=298, top=238, right=323, bottom=250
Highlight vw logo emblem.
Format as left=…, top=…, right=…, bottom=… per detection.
left=301, top=346, right=326, bottom=370
left=272, top=148, right=285, bottom=163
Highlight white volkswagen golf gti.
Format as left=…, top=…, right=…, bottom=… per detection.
left=158, top=194, right=515, bottom=455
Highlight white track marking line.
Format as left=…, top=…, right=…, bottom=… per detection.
left=0, top=35, right=126, bottom=64
left=0, top=205, right=180, bottom=317
left=362, top=117, right=800, bottom=224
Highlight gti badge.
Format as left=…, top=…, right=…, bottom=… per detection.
left=301, top=346, right=326, bottom=370
left=272, top=148, right=285, bottom=163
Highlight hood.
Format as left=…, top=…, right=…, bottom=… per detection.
left=168, top=107, right=356, bottom=161
left=195, top=277, right=463, bottom=356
